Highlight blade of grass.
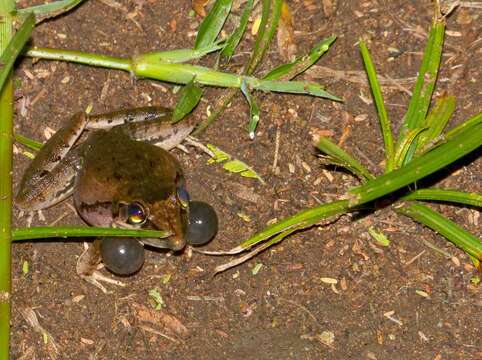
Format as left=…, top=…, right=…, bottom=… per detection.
left=220, top=0, right=253, bottom=59
left=263, top=35, right=336, bottom=81
left=402, top=189, right=482, bottom=207
left=0, top=12, right=34, bottom=93
left=316, top=136, right=374, bottom=181
left=0, top=0, right=14, bottom=354
left=231, top=200, right=350, bottom=253
left=348, top=121, right=482, bottom=206
left=393, top=127, right=427, bottom=166
left=359, top=39, right=394, bottom=172
left=172, top=78, right=203, bottom=122
left=194, top=0, right=232, bottom=50
left=12, top=226, right=169, bottom=241
left=417, top=95, right=455, bottom=153
left=17, top=0, right=85, bottom=23
left=397, top=18, right=445, bottom=165
left=15, top=133, right=43, bottom=151
left=246, top=0, right=282, bottom=75
left=445, top=112, right=481, bottom=140
left=240, top=79, right=260, bottom=138
left=138, top=43, right=224, bottom=64
left=397, top=202, right=482, bottom=260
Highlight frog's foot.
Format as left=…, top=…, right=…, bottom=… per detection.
left=18, top=210, right=46, bottom=227
left=76, top=242, right=126, bottom=294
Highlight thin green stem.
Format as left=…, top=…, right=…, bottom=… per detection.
left=12, top=226, right=169, bottom=241
left=0, top=0, right=14, bottom=356
left=26, top=47, right=132, bottom=71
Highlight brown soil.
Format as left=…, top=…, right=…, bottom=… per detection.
left=11, top=0, right=481, bottom=359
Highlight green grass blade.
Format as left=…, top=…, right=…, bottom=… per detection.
left=263, top=35, right=337, bottom=81
left=402, top=189, right=482, bottom=207
left=317, top=137, right=374, bottom=181
left=235, top=200, right=349, bottom=251
left=359, top=39, right=394, bottom=172
left=445, top=112, right=481, bottom=140
left=393, top=127, right=427, bottom=166
left=12, top=226, right=169, bottom=241
left=0, top=12, right=34, bottom=93
left=246, top=0, right=282, bottom=75
left=17, top=0, right=84, bottom=23
left=348, top=121, right=482, bottom=206
left=401, top=19, right=445, bottom=132
left=397, top=19, right=445, bottom=165
left=138, top=43, right=224, bottom=64
left=249, top=79, right=341, bottom=101
left=221, top=0, right=253, bottom=59
left=0, top=0, right=14, bottom=353
left=194, top=0, right=232, bottom=50
left=172, top=79, right=203, bottom=122
left=397, top=202, right=482, bottom=260
left=240, top=80, right=260, bottom=138
left=15, top=133, right=43, bottom=151
left=417, top=95, right=456, bottom=153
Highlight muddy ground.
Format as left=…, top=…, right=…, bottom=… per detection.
left=10, top=0, right=481, bottom=359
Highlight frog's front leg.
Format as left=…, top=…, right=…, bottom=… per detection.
left=76, top=240, right=125, bottom=294
left=16, top=112, right=89, bottom=211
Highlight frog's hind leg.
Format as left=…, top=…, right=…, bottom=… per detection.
left=86, top=106, right=172, bottom=130
left=76, top=240, right=126, bottom=294
left=16, top=113, right=89, bottom=211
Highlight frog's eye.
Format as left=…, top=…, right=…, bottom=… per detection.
left=127, top=202, right=147, bottom=225
left=176, top=187, right=190, bottom=209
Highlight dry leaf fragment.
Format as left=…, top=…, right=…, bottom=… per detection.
left=277, top=1, right=297, bottom=61
left=132, top=303, right=189, bottom=337
left=192, top=0, right=210, bottom=17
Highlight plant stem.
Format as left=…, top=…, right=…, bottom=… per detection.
left=0, top=0, right=14, bottom=357
left=26, top=47, right=132, bottom=71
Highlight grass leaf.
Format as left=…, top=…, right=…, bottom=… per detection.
left=240, top=80, right=260, bottom=139
left=316, top=136, right=374, bottom=181
left=263, top=35, right=336, bottom=81
left=221, top=0, right=253, bottom=59
left=397, top=19, right=445, bottom=165
left=206, top=143, right=264, bottom=184
left=172, top=78, right=203, bottom=122
left=417, top=95, right=456, bottom=153
left=397, top=202, right=482, bottom=260
left=402, top=189, right=482, bottom=207
left=194, top=0, right=232, bottom=50
left=17, top=0, right=85, bottom=23
left=0, top=12, right=34, bottom=93
left=359, top=39, right=394, bottom=172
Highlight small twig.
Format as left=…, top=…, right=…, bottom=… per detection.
left=271, top=125, right=280, bottom=172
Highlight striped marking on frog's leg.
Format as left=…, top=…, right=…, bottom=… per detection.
left=86, top=106, right=172, bottom=130
left=16, top=113, right=88, bottom=211
left=113, top=121, right=194, bottom=150
left=16, top=148, right=81, bottom=211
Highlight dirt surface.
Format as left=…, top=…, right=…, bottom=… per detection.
left=10, top=0, right=481, bottom=359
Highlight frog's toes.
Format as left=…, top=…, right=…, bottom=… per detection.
left=19, top=210, right=45, bottom=227
left=79, top=271, right=126, bottom=294
left=76, top=242, right=125, bottom=293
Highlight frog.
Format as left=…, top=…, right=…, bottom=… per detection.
left=16, top=107, right=204, bottom=292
